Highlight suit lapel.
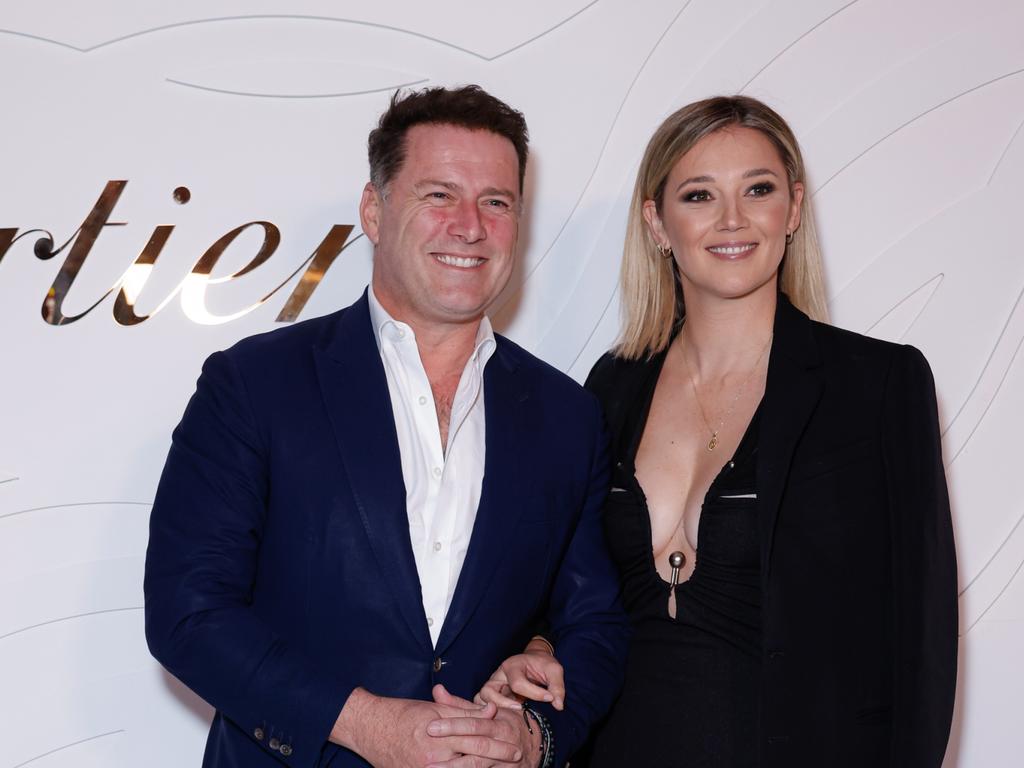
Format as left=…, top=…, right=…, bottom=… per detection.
left=757, top=294, right=825, bottom=588
left=313, top=292, right=432, bottom=652
left=435, top=340, right=528, bottom=653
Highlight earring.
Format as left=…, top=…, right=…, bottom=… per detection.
left=656, top=244, right=673, bottom=259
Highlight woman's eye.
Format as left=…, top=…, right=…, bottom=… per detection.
left=683, top=189, right=711, bottom=202
left=747, top=182, right=776, bottom=197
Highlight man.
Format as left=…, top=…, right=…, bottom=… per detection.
left=144, top=85, right=629, bottom=768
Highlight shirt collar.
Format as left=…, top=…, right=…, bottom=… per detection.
left=367, top=285, right=497, bottom=364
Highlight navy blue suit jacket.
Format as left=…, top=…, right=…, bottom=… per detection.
left=144, top=292, right=629, bottom=767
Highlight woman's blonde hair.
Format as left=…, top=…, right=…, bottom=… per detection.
left=616, top=95, right=829, bottom=360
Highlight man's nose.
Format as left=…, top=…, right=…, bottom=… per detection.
left=448, top=199, right=485, bottom=242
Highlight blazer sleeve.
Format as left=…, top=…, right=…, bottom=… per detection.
left=532, top=394, right=631, bottom=765
left=882, top=345, right=958, bottom=766
left=143, top=351, right=352, bottom=768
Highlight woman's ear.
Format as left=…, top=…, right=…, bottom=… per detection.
left=787, top=181, right=804, bottom=235
left=642, top=198, right=669, bottom=251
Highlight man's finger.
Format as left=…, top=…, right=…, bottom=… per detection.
left=426, top=755, right=501, bottom=768
left=446, top=734, right=521, bottom=763
left=476, top=683, right=523, bottom=711
left=427, top=714, right=515, bottom=742
left=434, top=683, right=489, bottom=711
left=433, top=684, right=493, bottom=714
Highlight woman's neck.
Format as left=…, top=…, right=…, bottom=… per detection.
left=677, top=286, right=777, bottom=379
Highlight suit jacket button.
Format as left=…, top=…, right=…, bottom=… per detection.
left=269, top=737, right=281, bottom=750
left=433, top=657, right=443, bottom=672
left=280, top=744, right=293, bottom=756
left=253, top=727, right=265, bottom=741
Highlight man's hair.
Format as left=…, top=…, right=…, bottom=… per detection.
left=368, top=84, right=529, bottom=194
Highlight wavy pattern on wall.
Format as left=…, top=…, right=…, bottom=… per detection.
left=2, top=1, right=1022, bottom=765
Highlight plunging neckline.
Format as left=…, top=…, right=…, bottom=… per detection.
left=618, top=350, right=763, bottom=591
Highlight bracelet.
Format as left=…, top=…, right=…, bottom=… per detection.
left=521, top=702, right=555, bottom=768
left=528, top=634, right=555, bottom=656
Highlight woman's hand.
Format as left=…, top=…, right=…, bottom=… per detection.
left=475, top=637, right=565, bottom=711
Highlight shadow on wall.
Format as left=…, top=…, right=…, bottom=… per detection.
left=161, top=668, right=214, bottom=727
left=490, top=146, right=540, bottom=336
left=943, top=636, right=968, bottom=768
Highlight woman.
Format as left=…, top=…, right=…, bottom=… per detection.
left=481, top=96, right=957, bottom=767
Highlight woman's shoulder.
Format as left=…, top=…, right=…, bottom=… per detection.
left=804, top=317, right=937, bottom=410
left=810, top=318, right=928, bottom=372
left=584, top=349, right=661, bottom=401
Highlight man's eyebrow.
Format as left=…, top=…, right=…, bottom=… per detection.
left=480, top=186, right=517, bottom=199
left=416, top=179, right=461, bottom=192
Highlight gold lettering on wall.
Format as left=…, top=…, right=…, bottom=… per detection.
left=42, top=180, right=128, bottom=325
left=3, top=181, right=362, bottom=327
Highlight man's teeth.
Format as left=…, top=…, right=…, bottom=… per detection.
left=709, top=244, right=755, bottom=255
left=435, top=254, right=484, bottom=268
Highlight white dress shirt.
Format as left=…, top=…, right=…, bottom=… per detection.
left=367, top=287, right=496, bottom=647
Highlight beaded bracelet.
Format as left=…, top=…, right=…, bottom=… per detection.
left=521, top=702, right=555, bottom=768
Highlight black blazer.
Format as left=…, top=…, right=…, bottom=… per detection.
left=585, top=294, right=957, bottom=768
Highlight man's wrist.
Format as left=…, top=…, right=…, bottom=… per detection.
left=330, top=687, right=376, bottom=752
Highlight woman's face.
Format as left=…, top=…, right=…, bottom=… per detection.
left=643, top=126, right=803, bottom=305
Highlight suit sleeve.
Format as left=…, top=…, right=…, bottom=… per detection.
left=882, top=345, right=958, bottom=766
left=533, top=395, right=630, bottom=764
left=144, top=351, right=352, bottom=767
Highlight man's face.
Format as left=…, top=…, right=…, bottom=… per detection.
left=361, top=123, right=521, bottom=331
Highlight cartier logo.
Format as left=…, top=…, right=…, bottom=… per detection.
left=0, top=181, right=360, bottom=326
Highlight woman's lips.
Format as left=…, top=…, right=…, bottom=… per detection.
left=707, top=242, right=757, bottom=259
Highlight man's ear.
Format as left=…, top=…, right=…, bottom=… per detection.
left=359, top=182, right=383, bottom=245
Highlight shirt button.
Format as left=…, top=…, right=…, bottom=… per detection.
left=432, top=466, right=442, bottom=478
left=280, top=744, right=293, bottom=757
left=253, top=727, right=265, bottom=741
left=433, top=541, right=442, bottom=552
left=418, top=395, right=427, bottom=405
left=396, top=329, right=406, bottom=339
left=269, top=737, right=281, bottom=750
left=427, top=617, right=434, bottom=627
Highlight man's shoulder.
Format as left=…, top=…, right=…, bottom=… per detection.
left=493, top=334, right=597, bottom=408
left=222, top=303, right=355, bottom=366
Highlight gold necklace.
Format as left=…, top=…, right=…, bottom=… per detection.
left=682, top=334, right=772, bottom=451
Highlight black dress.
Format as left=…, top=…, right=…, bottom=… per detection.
left=583, top=350, right=762, bottom=768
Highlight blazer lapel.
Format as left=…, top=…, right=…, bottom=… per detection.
left=758, top=294, right=825, bottom=588
left=435, top=340, right=528, bottom=653
left=313, top=292, right=432, bottom=652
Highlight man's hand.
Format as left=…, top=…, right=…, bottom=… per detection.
left=475, top=640, right=565, bottom=711
left=427, top=685, right=543, bottom=768
left=330, top=687, right=522, bottom=768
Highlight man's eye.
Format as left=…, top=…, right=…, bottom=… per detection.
left=485, top=199, right=510, bottom=209
left=427, top=191, right=450, bottom=200
left=683, top=189, right=711, bottom=202
left=748, top=182, right=776, bottom=197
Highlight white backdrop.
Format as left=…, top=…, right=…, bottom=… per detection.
left=2, top=1, right=1022, bottom=765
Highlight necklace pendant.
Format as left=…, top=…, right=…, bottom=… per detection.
left=707, top=433, right=718, bottom=451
